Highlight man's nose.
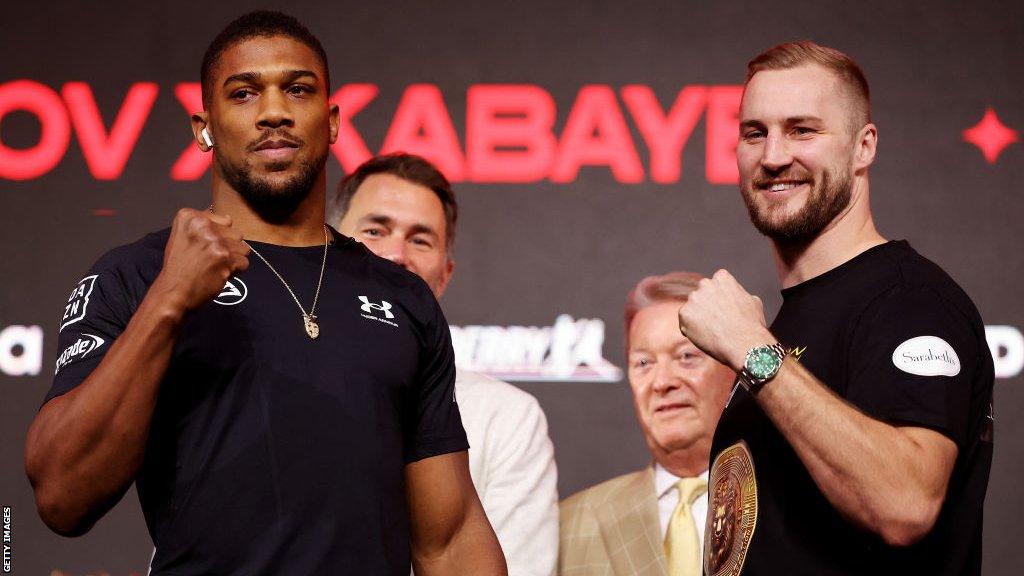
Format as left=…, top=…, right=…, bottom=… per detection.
left=760, top=132, right=793, bottom=172
left=382, top=237, right=409, bottom=267
left=256, top=88, right=295, bottom=129
left=651, top=361, right=680, bottom=393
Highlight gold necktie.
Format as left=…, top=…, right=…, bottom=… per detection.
left=665, top=477, right=708, bottom=576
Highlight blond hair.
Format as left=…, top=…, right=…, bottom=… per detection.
left=747, top=40, right=871, bottom=129
left=624, top=271, right=704, bottom=345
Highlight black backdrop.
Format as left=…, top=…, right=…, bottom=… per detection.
left=2, top=1, right=1022, bottom=574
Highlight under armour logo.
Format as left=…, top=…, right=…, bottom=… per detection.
left=359, top=296, right=395, bottom=319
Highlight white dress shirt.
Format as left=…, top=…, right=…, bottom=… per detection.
left=654, top=463, right=709, bottom=552
left=455, top=369, right=559, bottom=576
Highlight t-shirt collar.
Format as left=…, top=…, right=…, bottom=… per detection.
left=780, top=240, right=909, bottom=300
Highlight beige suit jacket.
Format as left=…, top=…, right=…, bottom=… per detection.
left=558, top=467, right=667, bottom=576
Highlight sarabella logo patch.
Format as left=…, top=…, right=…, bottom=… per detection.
left=892, top=336, right=961, bottom=377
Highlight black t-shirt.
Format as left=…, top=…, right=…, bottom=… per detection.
left=706, top=241, right=994, bottom=576
left=47, top=227, right=468, bottom=575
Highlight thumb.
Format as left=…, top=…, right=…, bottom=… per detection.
left=677, top=303, right=689, bottom=335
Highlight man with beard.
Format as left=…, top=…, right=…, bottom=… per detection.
left=560, top=272, right=735, bottom=576
left=676, top=41, right=993, bottom=575
left=24, top=11, right=506, bottom=576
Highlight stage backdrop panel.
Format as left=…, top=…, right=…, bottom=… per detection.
left=2, top=1, right=1021, bottom=574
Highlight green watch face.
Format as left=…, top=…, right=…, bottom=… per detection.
left=745, top=346, right=782, bottom=379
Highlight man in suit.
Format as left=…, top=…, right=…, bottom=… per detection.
left=559, top=272, right=735, bottom=576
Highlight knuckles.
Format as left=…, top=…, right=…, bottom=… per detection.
left=167, top=209, right=243, bottom=275
left=181, top=212, right=213, bottom=240
left=173, top=207, right=197, bottom=224
left=163, top=209, right=247, bottom=306
left=207, top=244, right=231, bottom=261
left=677, top=300, right=697, bottom=324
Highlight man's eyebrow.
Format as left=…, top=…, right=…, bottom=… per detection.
left=739, top=116, right=825, bottom=130
left=359, top=214, right=394, bottom=227
left=223, top=71, right=262, bottom=87
left=281, top=69, right=320, bottom=83
left=407, top=223, right=439, bottom=238
left=358, top=215, right=439, bottom=238
left=785, top=115, right=824, bottom=124
left=674, top=341, right=702, bottom=354
left=628, top=347, right=659, bottom=361
left=223, top=69, right=320, bottom=87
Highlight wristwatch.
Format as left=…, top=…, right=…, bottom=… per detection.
left=736, top=343, right=788, bottom=394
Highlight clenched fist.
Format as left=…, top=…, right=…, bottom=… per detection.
left=152, top=208, right=250, bottom=313
left=677, top=269, right=775, bottom=371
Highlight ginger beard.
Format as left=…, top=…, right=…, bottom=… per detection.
left=741, top=162, right=853, bottom=244
left=215, top=128, right=325, bottom=221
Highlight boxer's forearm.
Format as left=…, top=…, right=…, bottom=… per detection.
left=754, top=358, right=957, bottom=546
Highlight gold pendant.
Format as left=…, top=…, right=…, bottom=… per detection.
left=304, top=314, right=320, bottom=339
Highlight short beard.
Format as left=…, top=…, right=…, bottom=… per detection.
left=742, top=166, right=852, bottom=244
left=217, top=151, right=326, bottom=224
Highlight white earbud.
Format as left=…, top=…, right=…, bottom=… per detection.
left=200, top=127, right=214, bottom=148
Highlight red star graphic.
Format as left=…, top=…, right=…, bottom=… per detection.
left=962, top=107, right=1019, bottom=164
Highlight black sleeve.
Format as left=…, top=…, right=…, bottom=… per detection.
left=46, top=258, right=137, bottom=403
left=403, top=294, right=468, bottom=464
left=845, top=285, right=979, bottom=446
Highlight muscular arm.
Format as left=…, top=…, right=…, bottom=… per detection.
left=405, top=451, right=507, bottom=576
left=678, top=270, right=957, bottom=546
left=753, top=359, right=956, bottom=546
left=25, top=290, right=185, bottom=535
left=24, top=209, right=248, bottom=536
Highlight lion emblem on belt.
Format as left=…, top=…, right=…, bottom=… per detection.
left=705, top=441, right=758, bottom=576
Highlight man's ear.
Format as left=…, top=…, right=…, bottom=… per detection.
left=853, top=123, right=877, bottom=172
left=328, top=103, right=340, bottom=144
left=435, top=258, right=455, bottom=299
left=191, top=111, right=212, bottom=152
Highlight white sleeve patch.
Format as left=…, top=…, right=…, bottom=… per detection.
left=54, top=333, right=106, bottom=375
left=891, top=336, right=961, bottom=377
left=60, top=275, right=98, bottom=332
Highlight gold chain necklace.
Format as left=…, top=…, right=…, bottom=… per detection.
left=208, top=207, right=329, bottom=339
left=244, top=227, right=329, bottom=339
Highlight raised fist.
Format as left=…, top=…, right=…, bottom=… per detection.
left=153, top=208, right=250, bottom=313
left=677, top=269, right=773, bottom=371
